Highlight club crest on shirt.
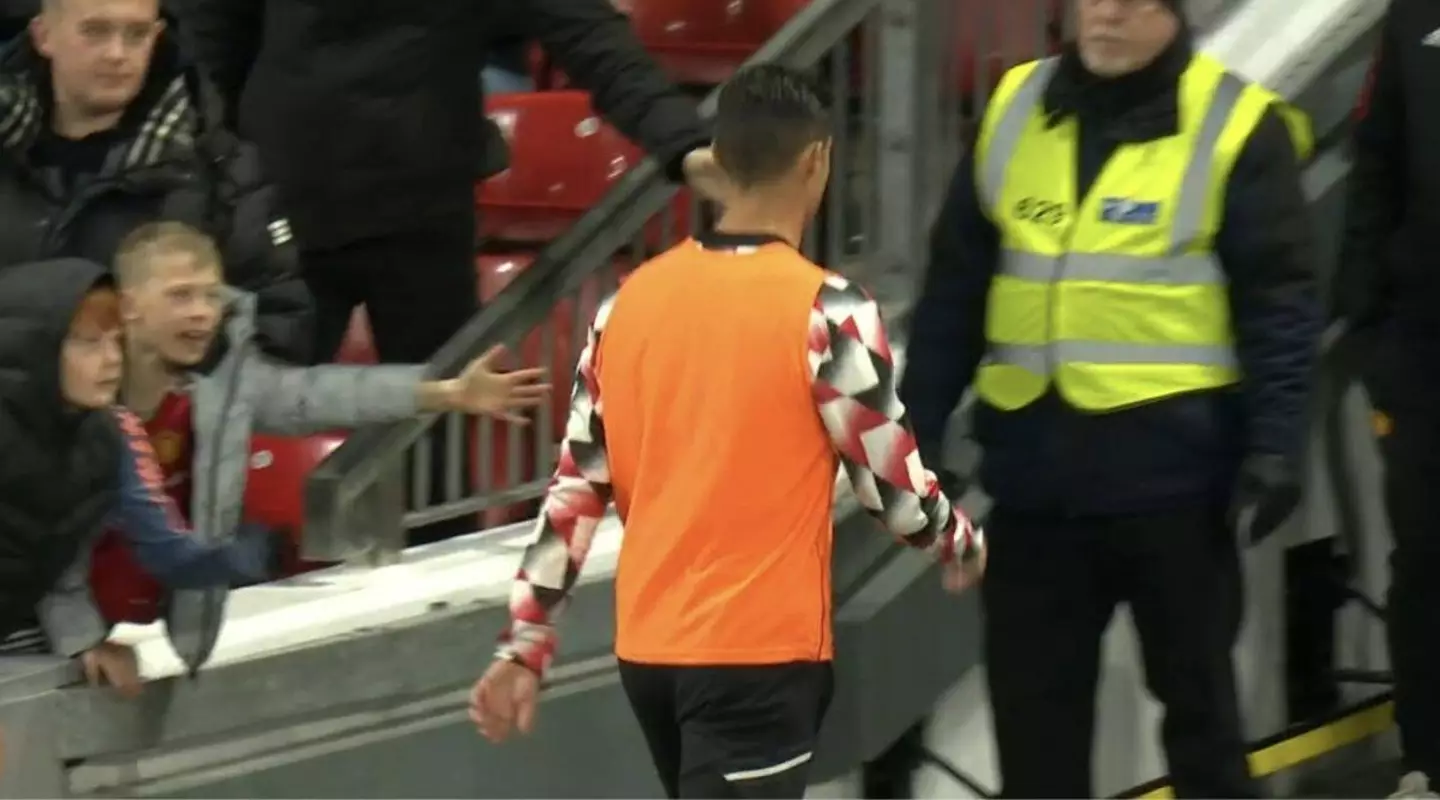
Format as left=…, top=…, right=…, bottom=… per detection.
left=150, top=430, right=183, bottom=468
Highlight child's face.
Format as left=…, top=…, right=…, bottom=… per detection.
left=61, top=325, right=123, bottom=408
left=122, top=252, right=225, bottom=367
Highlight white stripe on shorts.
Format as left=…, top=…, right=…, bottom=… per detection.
left=723, top=751, right=814, bottom=783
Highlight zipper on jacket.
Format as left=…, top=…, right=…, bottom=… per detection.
left=187, top=331, right=248, bottom=678
left=40, top=163, right=191, bottom=253
left=41, top=184, right=106, bottom=253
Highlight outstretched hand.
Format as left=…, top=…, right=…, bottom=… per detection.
left=450, top=346, right=551, bottom=423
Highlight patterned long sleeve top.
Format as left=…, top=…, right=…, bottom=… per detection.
left=496, top=274, right=983, bottom=676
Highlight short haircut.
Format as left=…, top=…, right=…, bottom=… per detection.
left=712, top=64, right=831, bottom=188
left=70, top=285, right=120, bottom=337
left=114, top=221, right=222, bottom=288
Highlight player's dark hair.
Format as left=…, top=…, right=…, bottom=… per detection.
left=712, top=64, right=832, bottom=189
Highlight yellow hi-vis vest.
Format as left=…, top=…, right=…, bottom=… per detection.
left=972, top=53, right=1313, bottom=412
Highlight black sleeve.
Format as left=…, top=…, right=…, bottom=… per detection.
left=1334, top=8, right=1406, bottom=327
left=897, top=145, right=1001, bottom=461
left=176, top=0, right=263, bottom=120
left=1215, top=107, right=1322, bottom=460
left=218, top=141, right=316, bottom=364
left=526, top=0, right=710, bottom=182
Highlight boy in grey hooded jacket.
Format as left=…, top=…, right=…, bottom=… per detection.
left=49, top=221, right=547, bottom=680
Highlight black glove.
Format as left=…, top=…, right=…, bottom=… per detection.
left=1228, top=453, right=1301, bottom=547
left=920, top=445, right=968, bottom=501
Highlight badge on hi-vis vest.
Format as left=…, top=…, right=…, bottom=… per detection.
left=1100, top=198, right=1160, bottom=225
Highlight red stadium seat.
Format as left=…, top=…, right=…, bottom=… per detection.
left=244, top=433, right=347, bottom=576
left=478, top=92, right=646, bottom=243
left=477, top=91, right=696, bottom=249
left=617, top=0, right=812, bottom=86
left=87, top=433, right=344, bottom=622
left=333, top=308, right=379, bottom=364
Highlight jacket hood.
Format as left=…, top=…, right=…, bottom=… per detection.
left=0, top=24, right=228, bottom=166
left=0, top=258, right=111, bottom=432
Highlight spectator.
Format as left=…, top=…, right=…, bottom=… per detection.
left=98, top=221, right=547, bottom=673
left=181, top=0, right=724, bottom=368
left=0, top=0, right=312, bottom=363
left=0, top=258, right=276, bottom=696
left=1334, top=2, right=1440, bottom=796
left=898, top=0, right=1318, bottom=795
left=468, top=66, right=985, bottom=798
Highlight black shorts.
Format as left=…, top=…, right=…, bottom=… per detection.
left=617, top=659, right=834, bottom=799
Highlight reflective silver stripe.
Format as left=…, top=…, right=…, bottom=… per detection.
left=1168, top=71, right=1247, bottom=254
left=988, top=341, right=1238, bottom=375
left=999, top=249, right=1224, bottom=285
left=985, top=343, right=1049, bottom=375
left=978, top=58, right=1059, bottom=213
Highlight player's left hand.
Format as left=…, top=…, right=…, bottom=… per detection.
left=447, top=346, right=550, bottom=423
left=683, top=147, right=732, bottom=206
left=470, top=658, right=541, bottom=743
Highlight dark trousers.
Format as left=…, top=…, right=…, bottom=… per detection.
left=981, top=505, right=1256, bottom=798
left=1380, top=406, right=1440, bottom=778
left=301, top=215, right=479, bottom=544
left=861, top=720, right=928, bottom=798
left=618, top=660, right=833, bottom=799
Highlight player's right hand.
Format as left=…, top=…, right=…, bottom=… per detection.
left=942, top=533, right=987, bottom=594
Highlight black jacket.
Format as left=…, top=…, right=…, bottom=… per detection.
left=1335, top=0, right=1440, bottom=411
left=900, top=36, right=1321, bottom=516
left=0, top=259, right=121, bottom=638
left=180, top=0, right=711, bottom=250
left=0, top=33, right=314, bottom=363
left=0, top=0, right=30, bottom=44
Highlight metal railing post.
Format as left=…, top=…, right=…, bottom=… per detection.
left=872, top=0, right=926, bottom=274
left=302, top=452, right=406, bottom=564
left=355, top=459, right=408, bottom=566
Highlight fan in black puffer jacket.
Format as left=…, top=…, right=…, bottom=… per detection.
left=0, top=259, right=122, bottom=640
left=0, top=24, right=313, bottom=364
